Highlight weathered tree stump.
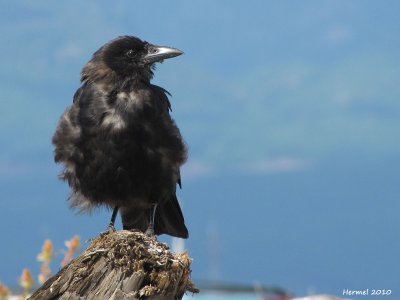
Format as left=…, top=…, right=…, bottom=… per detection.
left=28, top=230, right=198, bottom=300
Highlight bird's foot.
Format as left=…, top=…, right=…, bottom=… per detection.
left=100, top=223, right=116, bottom=237
left=107, top=223, right=117, bottom=233
left=145, top=226, right=156, bottom=239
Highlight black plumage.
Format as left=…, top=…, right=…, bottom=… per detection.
left=52, top=36, right=188, bottom=238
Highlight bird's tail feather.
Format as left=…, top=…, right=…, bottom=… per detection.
left=155, top=195, right=188, bottom=239
left=120, top=195, right=188, bottom=239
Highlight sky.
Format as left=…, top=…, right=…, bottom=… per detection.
left=0, top=1, right=399, bottom=298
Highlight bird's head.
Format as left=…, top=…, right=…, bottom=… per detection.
left=81, top=36, right=183, bottom=84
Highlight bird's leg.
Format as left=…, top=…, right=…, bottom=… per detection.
left=108, top=206, right=119, bottom=232
left=100, top=206, right=119, bottom=236
left=145, top=204, right=158, bottom=237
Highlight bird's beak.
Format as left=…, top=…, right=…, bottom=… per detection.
left=144, top=45, right=184, bottom=64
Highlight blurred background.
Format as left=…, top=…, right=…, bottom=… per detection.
left=0, top=1, right=399, bottom=299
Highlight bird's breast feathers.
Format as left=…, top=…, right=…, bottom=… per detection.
left=89, top=84, right=165, bottom=132
left=99, top=90, right=145, bottom=131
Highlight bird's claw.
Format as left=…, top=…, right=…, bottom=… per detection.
left=145, top=227, right=156, bottom=238
left=100, top=224, right=116, bottom=237
left=108, top=224, right=116, bottom=233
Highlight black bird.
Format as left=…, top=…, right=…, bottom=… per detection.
left=52, top=36, right=188, bottom=238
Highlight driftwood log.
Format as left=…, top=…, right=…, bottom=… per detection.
left=29, top=230, right=198, bottom=300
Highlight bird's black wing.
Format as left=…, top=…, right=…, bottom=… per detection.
left=72, top=86, right=84, bottom=103
left=148, top=84, right=188, bottom=238
left=52, top=84, right=98, bottom=211
left=53, top=87, right=85, bottom=167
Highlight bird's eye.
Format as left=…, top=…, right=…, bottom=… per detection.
left=126, top=50, right=135, bottom=58
left=149, top=47, right=158, bottom=54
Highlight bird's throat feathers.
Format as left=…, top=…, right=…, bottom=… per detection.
left=81, top=58, right=155, bottom=87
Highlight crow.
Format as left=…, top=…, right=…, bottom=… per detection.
left=52, top=36, right=188, bottom=238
